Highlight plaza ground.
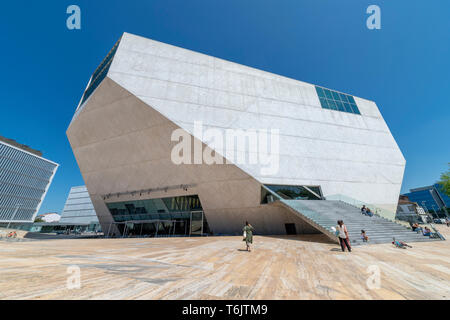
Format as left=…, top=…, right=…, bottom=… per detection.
left=0, top=226, right=449, bottom=300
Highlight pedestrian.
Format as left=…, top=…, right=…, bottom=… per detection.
left=243, top=221, right=254, bottom=252
left=336, top=220, right=351, bottom=252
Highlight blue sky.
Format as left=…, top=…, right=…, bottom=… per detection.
left=0, top=0, right=448, bottom=214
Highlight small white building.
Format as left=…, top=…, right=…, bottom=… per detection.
left=37, top=212, right=61, bottom=223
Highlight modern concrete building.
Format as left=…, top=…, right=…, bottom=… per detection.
left=0, top=136, right=58, bottom=225
left=67, top=33, right=406, bottom=238
left=60, top=185, right=100, bottom=226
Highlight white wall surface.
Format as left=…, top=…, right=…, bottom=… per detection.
left=105, top=33, right=405, bottom=214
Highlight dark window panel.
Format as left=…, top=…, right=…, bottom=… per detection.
left=324, top=89, right=333, bottom=99
left=347, top=95, right=356, bottom=104
left=335, top=101, right=345, bottom=112
left=319, top=97, right=328, bottom=109
left=332, top=91, right=340, bottom=100
left=327, top=99, right=337, bottom=110
left=352, top=104, right=361, bottom=114
left=316, top=87, right=325, bottom=98
left=343, top=102, right=353, bottom=113
left=339, top=93, right=348, bottom=102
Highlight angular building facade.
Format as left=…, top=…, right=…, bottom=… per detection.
left=0, top=136, right=58, bottom=225
left=67, top=33, right=406, bottom=237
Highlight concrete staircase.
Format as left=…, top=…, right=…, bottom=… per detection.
left=277, top=200, right=443, bottom=246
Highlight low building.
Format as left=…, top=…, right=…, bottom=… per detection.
left=37, top=212, right=61, bottom=223
left=0, top=136, right=58, bottom=227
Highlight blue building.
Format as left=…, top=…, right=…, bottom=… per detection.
left=404, top=184, right=450, bottom=218
left=0, top=136, right=58, bottom=226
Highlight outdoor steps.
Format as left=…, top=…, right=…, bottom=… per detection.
left=277, top=199, right=444, bottom=246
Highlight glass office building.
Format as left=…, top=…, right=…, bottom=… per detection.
left=60, top=186, right=100, bottom=230
left=0, top=136, right=58, bottom=224
left=403, top=184, right=450, bottom=218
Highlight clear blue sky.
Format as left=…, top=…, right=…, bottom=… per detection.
left=0, top=0, right=448, bottom=214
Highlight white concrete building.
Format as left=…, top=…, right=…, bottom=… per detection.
left=67, top=33, right=405, bottom=237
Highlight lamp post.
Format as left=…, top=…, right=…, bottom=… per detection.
left=7, top=204, right=22, bottom=230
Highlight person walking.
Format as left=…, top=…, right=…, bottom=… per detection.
left=336, top=220, right=351, bottom=252
left=243, top=221, right=254, bottom=252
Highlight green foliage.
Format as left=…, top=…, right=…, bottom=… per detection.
left=34, top=217, right=44, bottom=223
left=438, top=163, right=450, bottom=197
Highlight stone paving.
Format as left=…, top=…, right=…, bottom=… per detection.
left=0, top=226, right=449, bottom=300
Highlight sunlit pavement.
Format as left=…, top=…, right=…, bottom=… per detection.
left=0, top=226, right=449, bottom=300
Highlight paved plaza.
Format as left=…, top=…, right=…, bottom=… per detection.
left=0, top=227, right=449, bottom=300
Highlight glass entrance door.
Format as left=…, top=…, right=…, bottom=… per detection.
left=190, top=211, right=204, bottom=236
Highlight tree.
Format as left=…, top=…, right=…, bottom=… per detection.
left=438, top=163, right=450, bottom=197
left=34, top=217, right=44, bottom=223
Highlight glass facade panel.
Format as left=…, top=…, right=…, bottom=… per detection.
left=327, top=99, right=337, bottom=110
left=264, top=185, right=323, bottom=200
left=324, top=89, right=333, bottom=99
left=106, top=195, right=209, bottom=237
left=0, top=141, right=57, bottom=222
left=343, top=102, right=352, bottom=113
left=335, top=100, right=345, bottom=112
left=339, top=93, right=348, bottom=102
left=315, top=86, right=361, bottom=115
left=79, top=38, right=121, bottom=106
left=60, top=186, right=99, bottom=225
left=319, top=97, right=329, bottom=109
left=316, top=87, right=325, bottom=98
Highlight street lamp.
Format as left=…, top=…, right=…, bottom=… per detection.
left=7, top=204, right=22, bottom=230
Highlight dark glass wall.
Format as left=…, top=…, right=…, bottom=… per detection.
left=106, top=195, right=209, bottom=237
left=264, top=185, right=322, bottom=201
left=315, top=86, right=361, bottom=115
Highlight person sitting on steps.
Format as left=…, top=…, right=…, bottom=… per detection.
left=361, top=205, right=367, bottom=215
left=361, top=230, right=369, bottom=242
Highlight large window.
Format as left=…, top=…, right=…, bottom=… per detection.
left=315, top=86, right=361, bottom=115
left=262, top=185, right=323, bottom=203
left=106, top=195, right=209, bottom=237
left=79, top=38, right=121, bottom=106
